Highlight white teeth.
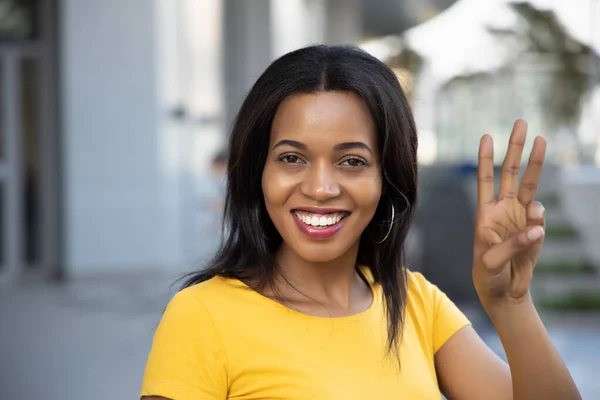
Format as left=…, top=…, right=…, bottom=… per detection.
left=294, top=211, right=347, bottom=227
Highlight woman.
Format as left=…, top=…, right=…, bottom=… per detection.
left=141, top=45, right=580, bottom=400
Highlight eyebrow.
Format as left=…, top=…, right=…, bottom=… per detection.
left=272, top=139, right=306, bottom=150
left=272, top=140, right=373, bottom=154
left=333, top=142, right=373, bottom=155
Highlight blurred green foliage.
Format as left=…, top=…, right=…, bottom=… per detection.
left=536, top=260, right=596, bottom=275
left=544, top=225, right=580, bottom=240
left=541, top=292, right=600, bottom=310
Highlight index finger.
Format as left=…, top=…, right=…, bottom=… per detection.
left=478, top=134, right=495, bottom=206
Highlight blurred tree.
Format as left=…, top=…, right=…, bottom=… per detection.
left=500, top=2, right=600, bottom=128
left=489, top=2, right=600, bottom=139
left=387, top=40, right=424, bottom=76
left=386, top=39, right=424, bottom=103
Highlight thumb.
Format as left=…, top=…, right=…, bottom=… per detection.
left=480, top=226, right=545, bottom=273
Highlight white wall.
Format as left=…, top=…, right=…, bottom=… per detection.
left=61, top=0, right=183, bottom=276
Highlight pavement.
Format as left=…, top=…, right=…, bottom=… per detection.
left=0, top=276, right=599, bottom=400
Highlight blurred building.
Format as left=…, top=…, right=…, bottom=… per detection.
left=0, top=0, right=458, bottom=283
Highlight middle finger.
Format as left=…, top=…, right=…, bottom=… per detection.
left=499, top=119, right=527, bottom=200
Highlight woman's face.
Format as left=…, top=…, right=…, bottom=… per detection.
left=262, top=91, right=382, bottom=263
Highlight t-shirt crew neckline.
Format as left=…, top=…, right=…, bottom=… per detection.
left=222, top=268, right=380, bottom=324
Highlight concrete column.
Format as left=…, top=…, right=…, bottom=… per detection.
left=177, top=0, right=227, bottom=271
left=271, top=0, right=324, bottom=59
left=61, top=0, right=168, bottom=276
left=222, top=0, right=272, bottom=131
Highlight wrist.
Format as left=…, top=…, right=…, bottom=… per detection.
left=480, top=291, right=535, bottom=322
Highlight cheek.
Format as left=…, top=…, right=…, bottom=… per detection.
left=261, top=165, right=274, bottom=205
left=351, top=176, right=383, bottom=216
left=261, top=163, right=295, bottom=208
left=369, top=177, right=382, bottom=193
left=368, top=178, right=383, bottom=211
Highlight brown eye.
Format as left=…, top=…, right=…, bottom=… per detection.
left=278, top=154, right=304, bottom=164
left=341, top=157, right=367, bottom=167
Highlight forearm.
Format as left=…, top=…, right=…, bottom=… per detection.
left=486, top=294, right=581, bottom=400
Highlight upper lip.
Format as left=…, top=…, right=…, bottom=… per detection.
left=291, top=207, right=350, bottom=214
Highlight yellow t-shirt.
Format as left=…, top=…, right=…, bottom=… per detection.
left=141, top=270, right=470, bottom=400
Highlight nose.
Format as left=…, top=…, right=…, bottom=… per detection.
left=300, top=161, right=341, bottom=201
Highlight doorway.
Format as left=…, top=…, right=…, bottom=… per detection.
left=0, top=0, right=59, bottom=283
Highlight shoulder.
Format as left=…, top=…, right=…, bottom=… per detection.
left=142, top=278, right=230, bottom=398
left=169, top=275, right=247, bottom=316
left=404, top=269, right=471, bottom=351
left=404, top=269, right=464, bottom=313
left=179, top=274, right=244, bottom=298
left=153, top=276, right=247, bottom=352
left=405, top=269, right=438, bottom=306
left=405, top=269, right=430, bottom=290
left=360, top=266, right=432, bottom=293
left=361, top=267, right=439, bottom=313
left=360, top=266, right=435, bottom=303
left=403, top=269, right=455, bottom=322
left=157, top=279, right=220, bottom=332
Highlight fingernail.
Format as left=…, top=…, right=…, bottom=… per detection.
left=530, top=205, right=545, bottom=219
left=527, top=226, right=545, bottom=241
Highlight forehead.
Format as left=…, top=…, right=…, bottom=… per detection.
left=270, top=91, right=377, bottom=147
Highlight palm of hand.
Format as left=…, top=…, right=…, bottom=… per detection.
left=486, top=199, right=527, bottom=243
left=473, top=120, right=546, bottom=307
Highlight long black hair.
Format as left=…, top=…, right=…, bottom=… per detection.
left=184, top=44, right=418, bottom=358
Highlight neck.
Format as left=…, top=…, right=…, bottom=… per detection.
left=273, top=242, right=367, bottom=309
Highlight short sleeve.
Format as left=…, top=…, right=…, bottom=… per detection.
left=140, top=288, right=228, bottom=400
left=429, top=280, right=471, bottom=353
left=408, top=271, right=471, bottom=354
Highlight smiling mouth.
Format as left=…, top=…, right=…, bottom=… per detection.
left=292, top=210, right=350, bottom=228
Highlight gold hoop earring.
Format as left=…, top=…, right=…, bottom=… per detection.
left=371, top=192, right=410, bottom=244
left=373, top=202, right=395, bottom=244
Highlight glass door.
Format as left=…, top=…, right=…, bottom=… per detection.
left=0, top=0, right=59, bottom=283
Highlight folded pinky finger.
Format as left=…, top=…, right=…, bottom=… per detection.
left=480, top=227, right=544, bottom=272
left=526, top=201, right=546, bottom=228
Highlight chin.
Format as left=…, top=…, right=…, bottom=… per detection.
left=296, top=250, right=342, bottom=263
left=290, top=238, right=359, bottom=264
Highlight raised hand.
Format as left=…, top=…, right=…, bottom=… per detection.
left=472, top=119, right=547, bottom=310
